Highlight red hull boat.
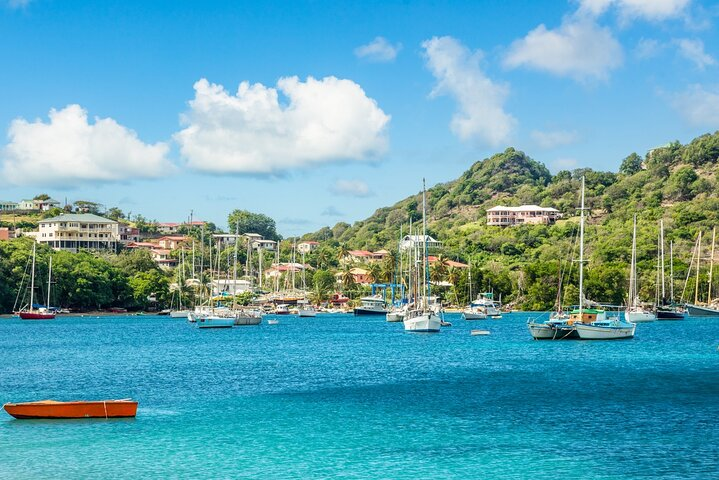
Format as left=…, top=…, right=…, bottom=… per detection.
left=19, top=311, right=56, bottom=320
left=3, top=399, right=138, bottom=419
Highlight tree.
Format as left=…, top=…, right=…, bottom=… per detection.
left=106, top=207, right=125, bottom=220
left=128, top=270, right=170, bottom=308
left=619, top=153, right=643, bottom=176
left=33, top=193, right=50, bottom=201
left=228, top=210, right=280, bottom=241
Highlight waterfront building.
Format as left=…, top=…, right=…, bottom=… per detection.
left=32, top=213, right=120, bottom=252
left=212, top=278, right=252, bottom=296
left=486, top=205, right=561, bottom=226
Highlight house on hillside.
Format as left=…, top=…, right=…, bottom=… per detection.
left=0, top=201, right=18, bottom=211
left=486, top=205, right=561, bottom=226
left=118, top=223, right=140, bottom=244
left=399, top=235, right=443, bottom=251
left=157, top=236, right=189, bottom=250
left=32, top=213, right=120, bottom=252
left=428, top=256, right=469, bottom=269
left=335, top=267, right=373, bottom=285
left=246, top=233, right=277, bottom=251
left=342, top=250, right=390, bottom=264
left=158, top=220, right=206, bottom=234
left=298, top=241, right=319, bottom=254
left=150, top=248, right=177, bottom=269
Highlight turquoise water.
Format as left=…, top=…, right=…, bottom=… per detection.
left=1, top=313, right=717, bottom=479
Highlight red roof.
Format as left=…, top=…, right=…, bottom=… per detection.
left=300, top=241, right=319, bottom=245
left=428, top=256, right=469, bottom=268
left=348, top=250, right=373, bottom=257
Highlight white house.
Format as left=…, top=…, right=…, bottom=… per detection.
left=399, top=235, right=443, bottom=252
left=0, top=201, right=18, bottom=211
left=33, top=213, right=120, bottom=252
left=297, top=241, right=320, bottom=254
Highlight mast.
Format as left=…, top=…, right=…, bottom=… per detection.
left=629, top=215, right=637, bottom=309
left=695, top=231, right=702, bottom=305
left=660, top=219, right=666, bottom=302
left=578, top=176, right=586, bottom=312
left=200, top=227, right=205, bottom=306
left=46, top=254, right=52, bottom=310
left=422, top=179, right=430, bottom=311
left=291, top=238, right=296, bottom=292
left=232, top=226, right=239, bottom=311
left=29, top=243, right=36, bottom=312
left=670, top=240, right=674, bottom=303
left=468, top=258, right=472, bottom=305
left=709, top=227, right=716, bottom=304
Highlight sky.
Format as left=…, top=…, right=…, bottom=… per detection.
left=1, top=0, right=718, bottom=236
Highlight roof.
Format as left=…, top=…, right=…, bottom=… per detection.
left=40, top=213, right=117, bottom=224
left=428, top=256, right=469, bottom=268
left=487, top=205, right=559, bottom=212
left=299, top=240, right=319, bottom=245
left=348, top=250, right=373, bottom=256
left=158, top=235, right=188, bottom=241
left=373, top=249, right=390, bottom=255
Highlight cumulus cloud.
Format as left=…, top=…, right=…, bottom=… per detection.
left=1, top=104, right=172, bottom=186
left=354, top=37, right=402, bottom=62
left=675, top=38, right=716, bottom=69
left=503, top=16, right=623, bottom=81
left=330, top=179, right=372, bottom=197
left=579, top=0, right=691, bottom=21
left=175, top=77, right=390, bottom=175
left=531, top=129, right=579, bottom=149
left=422, top=36, right=516, bottom=147
left=670, top=84, right=719, bottom=127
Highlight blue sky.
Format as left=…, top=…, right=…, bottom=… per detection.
left=1, top=0, right=718, bottom=235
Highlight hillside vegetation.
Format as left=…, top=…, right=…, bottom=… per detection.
left=304, top=131, right=719, bottom=309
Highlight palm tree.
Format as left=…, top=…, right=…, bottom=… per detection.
left=340, top=265, right=357, bottom=291
left=430, top=254, right=450, bottom=283
left=315, top=249, right=330, bottom=270
left=446, top=266, right=462, bottom=305
left=368, top=262, right=383, bottom=284
left=337, top=244, right=350, bottom=264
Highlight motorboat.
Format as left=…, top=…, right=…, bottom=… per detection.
left=462, top=306, right=487, bottom=320
left=275, top=304, right=290, bottom=315
left=354, top=295, right=387, bottom=315
left=297, top=299, right=317, bottom=317
left=403, top=308, right=441, bottom=332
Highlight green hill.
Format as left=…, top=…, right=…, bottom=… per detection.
left=304, top=131, right=719, bottom=310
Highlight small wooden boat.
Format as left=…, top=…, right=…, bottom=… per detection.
left=3, top=399, right=138, bottom=419
left=19, top=311, right=56, bottom=320
left=471, top=329, right=491, bottom=336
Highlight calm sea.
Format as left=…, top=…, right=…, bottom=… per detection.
left=1, top=313, right=717, bottom=479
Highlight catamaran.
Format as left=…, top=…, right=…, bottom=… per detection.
left=403, top=180, right=441, bottom=333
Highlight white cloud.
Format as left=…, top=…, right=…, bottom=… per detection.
left=175, top=77, right=390, bottom=175
left=330, top=179, right=372, bottom=197
left=504, top=16, right=623, bottom=81
left=1, top=105, right=172, bottom=186
left=422, top=36, right=516, bottom=147
left=635, top=38, right=664, bottom=59
left=6, top=0, right=32, bottom=8
left=578, top=0, right=691, bottom=21
left=675, top=38, right=716, bottom=69
left=670, top=84, right=719, bottom=127
left=531, top=129, right=579, bottom=149
left=354, top=37, right=402, bottom=62
left=322, top=206, right=344, bottom=216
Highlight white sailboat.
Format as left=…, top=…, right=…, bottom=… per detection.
left=572, top=177, right=636, bottom=340
left=403, top=180, right=441, bottom=333
left=685, top=228, right=719, bottom=316
left=193, top=228, right=234, bottom=328
left=297, top=249, right=317, bottom=317
left=462, top=260, right=487, bottom=320
left=170, top=247, right=191, bottom=318
left=625, top=216, right=656, bottom=323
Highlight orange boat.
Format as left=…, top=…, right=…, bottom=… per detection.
left=3, top=399, right=138, bottom=419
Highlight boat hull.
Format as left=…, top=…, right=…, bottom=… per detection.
left=625, top=310, right=656, bottom=323
left=19, top=312, right=55, bottom=320
left=298, top=309, right=317, bottom=317
left=386, top=311, right=404, bottom=322
left=685, top=304, right=719, bottom=317
left=169, top=310, right=190, bottom=318
left=462, top=311, right=488, bottom=320
left=233, top=316, right=262, bottom=326
left=195, top=316, right=235, bottom=328
left=527, top=322, right=578, bottom=340
left=354, top=308, right=387, bottom=315
left=4, top=400, right=138, bottom=419
left=403, top=312, right=441, bottom=332
left=575, top=323, right=635, bottom=340
left=656, top=309, right=685, bottom=320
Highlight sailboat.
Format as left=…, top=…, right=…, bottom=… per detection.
left=625, top=216, right=656, bottom=322
left=18, top=243, right=56, bottom=320
left=572, top=178, right=636, bottom=340
left=403, top=180, right=442, bottom=333
left=191, top=228, right=234, bottom=328
left=462, top=260, right=487, bottom=320
left=685, top=227, right=719, bottom=316
left=297, top=248, right=317, bottom=317
left=170, top=247, right=191, bottom=318
left=656, top=238, right=684, bottom=319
